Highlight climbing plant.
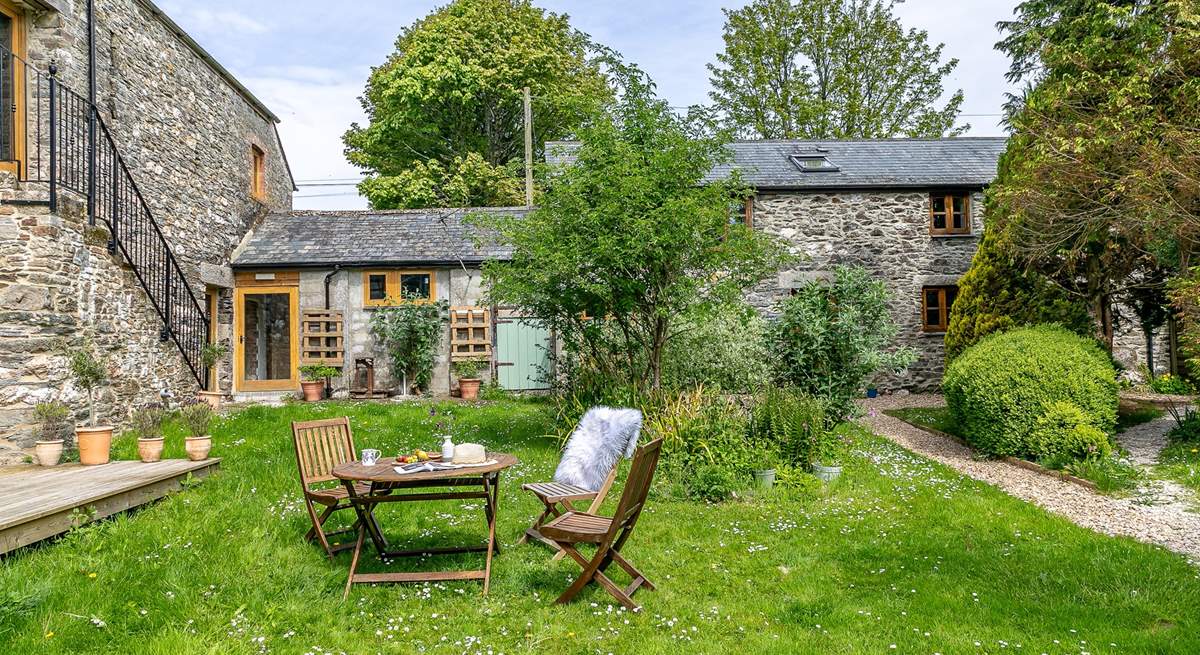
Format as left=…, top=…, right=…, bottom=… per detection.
left=368, top=299, right=448, bottom=394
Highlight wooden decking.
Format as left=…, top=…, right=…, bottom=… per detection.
left=0, top=459, right=220, bottom=555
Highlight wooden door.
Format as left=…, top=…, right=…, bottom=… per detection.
left=0, top=0, right=25, bottom=174
left=234, top=286, right=299, bottom=392
left=496, top=316, right=551, bottom=391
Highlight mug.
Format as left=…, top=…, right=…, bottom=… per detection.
left=361, top=449, right=381, bottom=466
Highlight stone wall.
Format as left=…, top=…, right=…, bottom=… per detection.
left=288, top=266, right=491, bottom=399
left=750, top=189, right=984, bottom=391
left=0, top=1, right=292, bottom=450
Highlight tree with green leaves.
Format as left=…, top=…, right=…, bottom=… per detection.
left=945, top=223, right=1091, bottom=361
left=480, top=63, right=790, bottom=390
left=707, top=0, right=965, bottom=139
left=988, top=0, right=1200, bottom=349
left=344, top=0, right=612, bottom=209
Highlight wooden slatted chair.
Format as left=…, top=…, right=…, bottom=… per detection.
left=291, top=417, right=372, bottom=558
left=540, top=438, right=663, bottom=610
left=519, top=408, right=642, bottom=560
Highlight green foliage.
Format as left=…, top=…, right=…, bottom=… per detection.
left=708, top=0, right=964, bottom=139
left=748, top=388, right=828, bottom=468
left=32, top=401, right=70, bottom=442
left=129, top=406, right=165, bottom=441
left=179, top=402, right=214, bottom=439
left=368, top=300, right=448, bottom=393
left=199, top=341, right=228, bottom=371
left=945, top=226, right=1091, bottom=361
left=298, top=365, right=341, bottom=382
left=1168, top=268, right=1200, bottom=380
left=1167, top=408, right=1200, bottom=443
left=990, top=1, right=1200, bottom=346
left=481, top=62, right=788, bottom=390
left=660, top=302, right=773, bottom=393
left=343, top=0, right=611, bottom=209
left=59, top=338, right=108, bottom=427
left=1028, top=401, right=1114, bottom=461
left=771, top=266, right=917, bottom=419
left=1061, top=455, right=1142, bottom=494
left=641, top=387, right=756, bottom=477
left=943, top=325, right=1118, bottom=458
left=451, top=358, right=487, bottom=380
left=687, top=464, right=738, bottom=503
left=1148, top=373, right=1194, bottom=396
left=479, top=380, right=512, bottom=401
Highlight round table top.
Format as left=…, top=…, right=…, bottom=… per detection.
left=332, top=453, right=518, bottom=483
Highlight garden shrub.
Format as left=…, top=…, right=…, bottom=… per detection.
left=1167, top=408, right=1200, bottom=443
left=748, top=388, right=827, bottom=467
left=687, top=464, right=738, bottom=502
left=1028, top=401, right=1113, bottom=461
left=1148, top=373, right=1194, bottom=396
left=771, top=266, right=917, bottom=419
left=660, top=302, right=773, bottom=393
left=943, top=324, right=1118, bottom=458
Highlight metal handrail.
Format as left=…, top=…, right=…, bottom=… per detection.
left=2, top=45, right=210, bottom=389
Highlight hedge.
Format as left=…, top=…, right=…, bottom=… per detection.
left=943, top=324, right=1117, bottom=459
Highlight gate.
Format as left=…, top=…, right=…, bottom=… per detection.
left=495, top=315, right=551, bottom=391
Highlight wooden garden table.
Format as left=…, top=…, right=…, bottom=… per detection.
left=332, top=453, right=518, bottom=598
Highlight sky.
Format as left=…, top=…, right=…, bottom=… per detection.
left=158, top=1, right=1022, bottom=211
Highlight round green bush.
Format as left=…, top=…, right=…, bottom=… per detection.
left=943, top=324, right=1117, bottom=458
left=1028, top=401, right=1114, bottom=461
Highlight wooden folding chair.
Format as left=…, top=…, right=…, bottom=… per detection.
left=539, top=438, right=663, bottom=611
left=519, top=409, right=641, bottom=561
left=291, top=417, right=374, bottom=558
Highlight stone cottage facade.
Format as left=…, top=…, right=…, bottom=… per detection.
left=0, top=0, right=293, bottom=459
left=229, top=208, right=547, bottom=399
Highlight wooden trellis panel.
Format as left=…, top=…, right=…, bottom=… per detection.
left=300, top=309, right=344, bottom=366
left=450, top=306, right=492, bottom=361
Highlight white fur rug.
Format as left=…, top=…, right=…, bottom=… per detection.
left=553, top=406, right=643, bottom=492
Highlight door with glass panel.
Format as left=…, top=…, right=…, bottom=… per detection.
left=234, top=287, right=299, bottom=391
left=0, top=0, right=25, bottom=173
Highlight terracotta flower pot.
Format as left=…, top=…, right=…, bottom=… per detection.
left=300, top=381, right=324, bottom=402
left=76, top=425, right=114, bottom=466
left=459, top=378, right=482, bottom=401
left=35, top=439, right=65, bottom=467
left=137, top=437, right=165, bottom=463
left=197, top=390, right=223, bottom=410
left=185, top=436, right=212, bottom=461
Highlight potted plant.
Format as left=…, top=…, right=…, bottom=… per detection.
left=32, top=401, right=70, bottom=467
left=197, top=341, right=228, bottom=409
left=131, top=406, right=166, bottom=463
left=62, top=339, right=112, bottom=466
left=452, top=358, right=486, bottom=401
left=181, top=401, right=214, bottom=461
left=811, top=431, right=842, bottom=482
left=752, top=448, right=778, bottom=490
left=298, top=364, right=340, bottom=402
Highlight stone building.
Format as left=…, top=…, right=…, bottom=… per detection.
left=0, top=0, right=294, bottom=459
left=228, top=208, right=551, bottom=399
left=716, top=138, right=1005, bottom=390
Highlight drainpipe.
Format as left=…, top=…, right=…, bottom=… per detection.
left=322, top=265, right=342, bottom=399
left=86, top=0, right=96, bottom=226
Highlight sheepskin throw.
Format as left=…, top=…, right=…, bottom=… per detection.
left=553, top=406, right=643, bottom=492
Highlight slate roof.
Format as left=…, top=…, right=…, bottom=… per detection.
left=546, top=137, right=1007, bottom=190
left=231, top=208, right=523, bottom=269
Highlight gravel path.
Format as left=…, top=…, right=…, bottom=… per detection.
left=859, top=394, right=1200, bottom=563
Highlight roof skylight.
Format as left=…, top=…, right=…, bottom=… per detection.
left=789, top=150, right=839, bottom=173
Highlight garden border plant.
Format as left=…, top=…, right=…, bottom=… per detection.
left=368, top=298, right=448, bottom=396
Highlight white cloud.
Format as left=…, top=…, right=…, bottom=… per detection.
left=160, top=5, right=270, bottom=36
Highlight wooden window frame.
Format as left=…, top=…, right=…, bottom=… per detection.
left=929, top=192, right=971, bottom=236
left=250, top=144, right=266, bottom=200
left=0, top=0, right=26, bottom=176
left=362, top=270, right=436, bottom=307
left=233, top=284, right=300, bottom=392
left=921, top=285, right=958, bottom=333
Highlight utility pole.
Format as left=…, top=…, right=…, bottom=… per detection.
left=523, top=86, right=533, bottom=208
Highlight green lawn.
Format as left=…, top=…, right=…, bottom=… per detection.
left=1156, top=439, right=1200, bottom=494
left=2, top=399, right=1199, bottom=654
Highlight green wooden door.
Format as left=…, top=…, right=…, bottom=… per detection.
left=496, top=317, right=551, bottom=390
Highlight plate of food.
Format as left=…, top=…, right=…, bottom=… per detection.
left=396, top=449, right=442, bottom=464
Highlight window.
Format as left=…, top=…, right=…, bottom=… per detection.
left=251, top=144, right=266, bottom=200
left=362, top=270, right=435, bottom=306
left=0, top=0, right=26, bottom=172
left=930, top=192, right=971, bottom=235
left=789, top=152, right=839, bottom=172
left=922, top=285, right=958, bottom=332
left=729, top=197, right=753, bottom=228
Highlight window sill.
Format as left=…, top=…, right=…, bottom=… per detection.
left=929, top=233, right=976, bottom=239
